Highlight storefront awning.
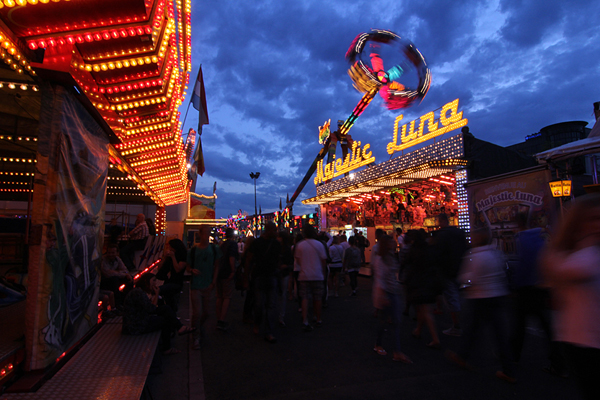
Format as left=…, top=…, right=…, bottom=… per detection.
left=535, top=136, right=600, bottom=162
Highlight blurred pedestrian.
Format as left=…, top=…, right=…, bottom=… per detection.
left=216, top=228, right=239, bottom=331
left=541, top=194, right=600, bottom=400
left=431, top=213, right=468, bottom=336
left=248, top=222, right=282, bottom=343
left=373, top=235, right=412, bottom=363
left=511, top=212, right=566, bottom=376
left=187, top=226, right=220, bottom=349
left=241, top=236, right=255, bottom=324
left=446, top=228, right=515, bottom=383
left=327, top=236, right=344, bottom=298
left=370, top=229, right=386, bottom=312
left=343, top=236, right=361, bottom=297
left=295, top=225, right=327, bottom=331
left=404, top=230, right=443, bottom=349
left=277, top=230, right=294, bottom=326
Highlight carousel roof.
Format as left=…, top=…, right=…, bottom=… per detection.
left=0, top=0, right=193, bottom=207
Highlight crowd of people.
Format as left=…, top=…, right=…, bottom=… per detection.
left=99, top=194, right=600, bottom=399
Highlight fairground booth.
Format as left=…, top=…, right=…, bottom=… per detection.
left=302, top=98, right=535, bottom=264
left=224, top=207, right=316, bottom=240
left=0, top=0, right=195, bottom=383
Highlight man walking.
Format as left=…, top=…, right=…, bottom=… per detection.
left=295, top=225, right=327, bottom=331
left=248, top=222, right=282, bottom=343
left=432, top=213, right=468, bottom=336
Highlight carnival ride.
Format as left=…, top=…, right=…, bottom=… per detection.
left=288, top=29, right=431, bottom=207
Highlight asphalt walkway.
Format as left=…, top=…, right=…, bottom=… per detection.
left=147, top=276, right=581, bottom=400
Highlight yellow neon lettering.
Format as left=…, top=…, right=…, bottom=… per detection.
left=362, top=143, right=372, bottom=160
left=440, top=99, right=462, bottom=126
left=314, top=141, right=377, bottom=184
left=387, top=98, right=467, bottom=154
left=400, top=120, right=417, bottom=143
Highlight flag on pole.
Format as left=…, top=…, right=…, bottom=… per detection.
left=191, top=66, right=209, bottom=125
left=190, top=66, right=209, bottom=177
left=191, top=137, right=206, bottom=177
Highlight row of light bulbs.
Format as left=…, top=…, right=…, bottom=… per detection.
left=0, top=1, right=67, bottom=8
left=0, top=81, right=39, bottom=91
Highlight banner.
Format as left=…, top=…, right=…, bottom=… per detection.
left=467, top=168, right=554, bottom=255
left=29, top=86, right=108, bottom=369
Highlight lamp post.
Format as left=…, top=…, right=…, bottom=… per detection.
left=250, top=172, right=260, bottom=234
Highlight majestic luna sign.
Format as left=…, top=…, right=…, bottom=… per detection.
left=314, top=141, right=375, bottom=184
left=386, top=98, right=468, bottom=154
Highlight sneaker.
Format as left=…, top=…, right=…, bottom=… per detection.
left=443, top=327, right=462, bottom=337
left=303, top=323, right=314, bottom=332
left=315, top=321, right=322, bottom=328
left=495, top=371, right=517, bottom=384
left=193, top=338, right=201, bottom=350
left=350, top=290, right=357, bottom=297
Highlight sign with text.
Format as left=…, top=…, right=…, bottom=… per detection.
left=314, top=140, right=375, bottom=184
left=386, top=98, right=468, bottom=154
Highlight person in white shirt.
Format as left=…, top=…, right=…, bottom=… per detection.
left=327, top=236, right=344, bottom=297
left=447, top=228, right=515, bottom=383
left=294, top=225, right=327, bottom=331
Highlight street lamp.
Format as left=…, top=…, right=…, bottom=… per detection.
left=250, top=172, right=260, bottom=233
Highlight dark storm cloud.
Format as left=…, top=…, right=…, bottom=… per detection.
left=186, top=0, right=600, bottom=218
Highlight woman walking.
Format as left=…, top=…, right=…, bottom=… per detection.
left=373, top=235, right=412, bottom=363
left=541, top=194, right=600, bottom=400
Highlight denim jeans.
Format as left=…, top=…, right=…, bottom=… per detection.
left=253, top=275, right=278, bottom=335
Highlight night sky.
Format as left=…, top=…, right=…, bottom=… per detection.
left=181, top=0, right=600, bottom=219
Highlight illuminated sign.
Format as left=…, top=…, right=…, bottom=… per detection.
left=314, top=141, right=375, bottom=184
left=549, top=180, right=572, bottom=197
left=386, top=98, right=468, bottom=154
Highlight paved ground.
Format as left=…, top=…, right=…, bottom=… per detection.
left=147, top=276, right=582, bottom=400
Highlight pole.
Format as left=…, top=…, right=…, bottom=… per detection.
left=250, top=172, right=260, bottom=236
left=254, top=178, right=257, bottom=218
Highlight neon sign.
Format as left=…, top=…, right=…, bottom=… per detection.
left=314, top=141, right=375, bottom=184
left=386, top=98, right=468, bottom=154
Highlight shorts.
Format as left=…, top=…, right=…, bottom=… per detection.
left=217, top=278, right=234, bottom=299
left=329, top=266, right=342, bottom=274
left=298, top=280, right=324, bottom=300
left=443, top=279, right=461, bottom=312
